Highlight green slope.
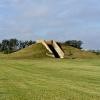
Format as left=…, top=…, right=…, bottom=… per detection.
left=0, top=43, right=48, bottom=59
left=0, top=43, right=99, bottom=59
left=9, top=43, right=48, bottom=59
left=61, top=44, right=98, bottom=59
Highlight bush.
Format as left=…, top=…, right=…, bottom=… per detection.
left=64, top=40, right=83, bottom=49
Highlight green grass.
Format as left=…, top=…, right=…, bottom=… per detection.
left=0, top=44, right=100, bottom=100
left=0, top=58, right=100, bottom=100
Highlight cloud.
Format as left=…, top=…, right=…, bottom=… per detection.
left=0, top=0, right=100, bottom=49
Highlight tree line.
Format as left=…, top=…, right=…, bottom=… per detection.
left=0, top=39, right=83, bottom=54
left=59, top=40, right=83, bottom=49
left=0, top=39, right=35, bottom=54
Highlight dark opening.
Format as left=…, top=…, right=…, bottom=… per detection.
left=48, top=45, right=60, bottom=58
left=57, top=42, right=64, bottom=52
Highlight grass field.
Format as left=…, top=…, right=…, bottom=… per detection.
left=0, top=58, right=100, bottom=100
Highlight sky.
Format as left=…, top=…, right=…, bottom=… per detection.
left=0, top=0, right=100, bottom=49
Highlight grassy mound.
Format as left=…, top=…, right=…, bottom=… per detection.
left=0, top=43, right=48, bottom=59
left=10, top=43, right=49, bottom=59
left=0, top=43, right=99, bottom=59
left=62, top=44, right=98, bottom=59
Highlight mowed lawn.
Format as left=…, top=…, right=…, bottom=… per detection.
left=0, top=59, right=100, bottom=100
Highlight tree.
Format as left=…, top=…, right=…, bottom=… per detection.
left=0, top=43, right=2, bottom=52
left=18, top=41, right=25, bottom=49
left=9, top=39, right=19, bottom=51
left=1, top=39, right=10, bottom=53
left=28, top=40, right=35, bottom=46
left=64, top=40, right=83, bottom=49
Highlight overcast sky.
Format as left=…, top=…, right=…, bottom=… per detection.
left=0, top=0, right=100, bottom=49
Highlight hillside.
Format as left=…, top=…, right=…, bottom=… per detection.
left=0, top=43, right=99, bottom=59
left=9, top=43, right=49, bottom=59
left=61, top=44, right=98, bottom=59
left=0, top=43, right=48, bottom=59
